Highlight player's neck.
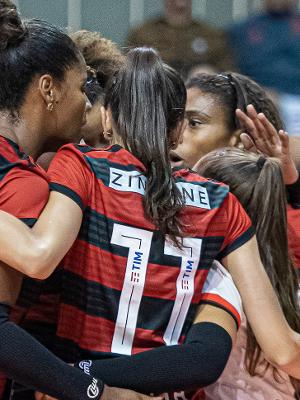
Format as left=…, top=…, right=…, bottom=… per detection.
left=0, top=116, right=42, bottom=160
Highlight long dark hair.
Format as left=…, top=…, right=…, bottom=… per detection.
left=186, top=72, right=283, bottom=135
left=195, top=148, right=300, bottom=386
left=0, top=0, right=82, bottom=119
left=105, top=47, right=186, bottom=243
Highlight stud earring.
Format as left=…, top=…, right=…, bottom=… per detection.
left=47, top=90, right=54, bottom=112
left=47, top=102, right=54, bottom=111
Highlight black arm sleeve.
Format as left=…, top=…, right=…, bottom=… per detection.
left=286, top=170, right=300, bottom=208
left=75, top=322, right=232, bottom=395
left=0, top=303, right=103, bottom=400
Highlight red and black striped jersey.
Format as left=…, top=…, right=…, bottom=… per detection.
left=0, top=135, right=50, bottom=398
left=0, top=135, right=51, bottom=321
left=0, top=135, right=49, bottom=226
left=45, top=143, right=253, bottom=363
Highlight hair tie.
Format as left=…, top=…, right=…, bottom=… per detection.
left=257, top=156, right=267, bottom=169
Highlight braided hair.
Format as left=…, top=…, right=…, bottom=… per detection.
left=186, top=72, right=284, bottom=135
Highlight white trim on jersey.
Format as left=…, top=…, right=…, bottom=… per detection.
left=202, top=260, right=242, bottom=320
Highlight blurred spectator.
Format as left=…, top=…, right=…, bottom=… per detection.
left=126, top=0, right=235, bottom=77
left=228, top=0, right=300, bottom=134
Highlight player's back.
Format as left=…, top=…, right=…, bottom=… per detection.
left=44, top=144, right=253, bottom=362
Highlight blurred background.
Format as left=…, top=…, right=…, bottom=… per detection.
left=15, top=0, right=300, bottom=136
left=13, top=0, right=287, bottom=45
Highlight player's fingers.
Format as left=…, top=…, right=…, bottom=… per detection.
left=236, top=109, right=257, bottom=138
left=240, top=133, right=256, bottom=152
left=278, top=130, right=290, bottom=154
left=237, top=107, right=268, bottom=147
left=257, top=112, right=278, bottom=144
left=245, top=106, right=269, bottom=141
left=245, top=104, right=258, bottom=119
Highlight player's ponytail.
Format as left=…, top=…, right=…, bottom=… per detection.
left=196, top=148, right=300, bottom=386
left=105, top=47, right=186, bottom=244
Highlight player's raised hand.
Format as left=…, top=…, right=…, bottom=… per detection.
left=236, top=104, right=298, bottom=184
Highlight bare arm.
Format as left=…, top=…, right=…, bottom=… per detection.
left=222, top=235, right=300, bottom=378
left=0, top=192, right=82, bottom=279
left=193, top=303, right=237, bottom=342
left=0, top=262, right=23, bottom=305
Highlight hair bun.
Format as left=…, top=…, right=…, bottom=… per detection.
left=0, top=0, right=25, bottom=50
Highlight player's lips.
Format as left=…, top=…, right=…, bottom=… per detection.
left=170, top=150, right=185, bottom=168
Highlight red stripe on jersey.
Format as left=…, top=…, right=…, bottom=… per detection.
left=0, top=135, right=49, bottom=220
left=22, top=294, right=60, bottom=325
left=132, top=327, right=166, bottom=353
left=0, top=373, right=6, bottom=399
left=63, top=242, right=208, bottom=302
left=57, top=304, right=115, bottom=352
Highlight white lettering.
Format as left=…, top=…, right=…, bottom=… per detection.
left=109, top=168, right=147, bottom=195
left=176, top=182, right=211, bottom=209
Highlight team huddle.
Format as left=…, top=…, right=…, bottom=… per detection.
left=0, top=1, right=300, bottom=400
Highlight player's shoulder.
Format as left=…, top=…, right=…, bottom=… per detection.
left=54, top=143, right=123, bottom=162
left=0, top=135, right=48, bottom=182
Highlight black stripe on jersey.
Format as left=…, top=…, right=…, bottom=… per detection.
left=75, top=144, right=122, bottom=154
left=0, top=152, right=21, bottom=180
left=79, top=207, right=224, bottom=269
left=200, top=300, right=239, bottom=330
left=74, top=144, right=94, bottom=153
left=50, top=182, right=84, bottom=210
left=16, top=278, right=44, bottom=309
left=3, top=137, right=28, bottom=160
left=17, top=270, right=62, bottom=309
left=60, top=270, right=199, bottom=333
left=20, top=320, right=58, bottom=350
left=83, top=156, right=145, bottom=186
left=54, top=336, right=122, bottom=363
left=19, top=217, right=37, bottom=227
left=82, top=156, right=228, bottom=210
left=217, top=225, right=255, bottom=260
